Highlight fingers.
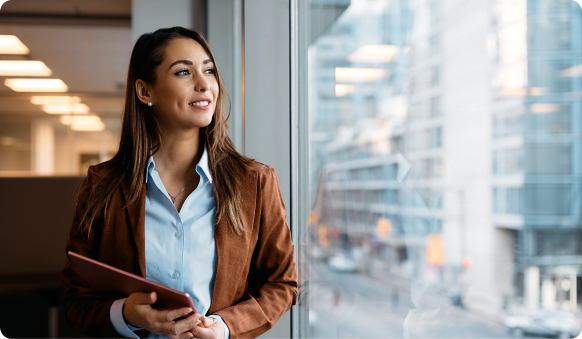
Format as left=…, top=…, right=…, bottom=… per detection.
left=200, top=315, right=216, bottom=328
left=190, top=316, right=219, bottom=339
left=132, top=291, right=157, bottom=305
left=159, top=312, right=201, bottom=338
left=163, top=307, right=194, bottom=322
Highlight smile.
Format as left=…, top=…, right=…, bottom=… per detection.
left=189, top=101, right=210, bottom=107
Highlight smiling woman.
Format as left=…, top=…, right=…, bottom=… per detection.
left=135, top=38, right=219, bottom=135
left=60, top=27, right=298, bottom=339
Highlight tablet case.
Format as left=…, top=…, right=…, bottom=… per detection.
left=68, top=251, right=197, bottom=312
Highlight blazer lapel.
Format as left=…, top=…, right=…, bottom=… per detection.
left=208, top=170, right=257, bottom=314
left=121, top=182, right=147, bottom=278
left=209, top=215, right=229, bottom=314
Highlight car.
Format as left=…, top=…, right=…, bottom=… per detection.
left=328, top=254, right=357, bottom=272
left=504, top=309, right=580, bottom=338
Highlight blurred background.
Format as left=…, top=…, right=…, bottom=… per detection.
left=2, top=0, right=582, bottom=338
left=0, top=1, right=131, bottom=338
left=299, top=0, right=582, bottom=338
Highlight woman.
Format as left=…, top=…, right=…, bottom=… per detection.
left=61, top=27, right=298, bottom=339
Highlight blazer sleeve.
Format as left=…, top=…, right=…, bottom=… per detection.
left=214, top=166, right=298, bottom=338
left=60, top=167, right=121, bottom=338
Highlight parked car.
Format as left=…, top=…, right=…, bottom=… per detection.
left=504, top=309, right=580, bottom=338
left=328, top=254, right=357, bottom=272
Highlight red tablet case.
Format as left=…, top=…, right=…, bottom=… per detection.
left=68, top=251, right=197, bottom=312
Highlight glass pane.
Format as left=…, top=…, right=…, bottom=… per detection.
left=297, top=0, right=582, bottom=338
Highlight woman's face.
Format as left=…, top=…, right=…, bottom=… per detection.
left=144, top=38, right=219, bottom=131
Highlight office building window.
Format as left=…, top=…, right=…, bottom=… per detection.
left=295, top=0, right=582, bottom=337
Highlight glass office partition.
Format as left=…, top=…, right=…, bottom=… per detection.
left=295, top=0, right=582, bottom=337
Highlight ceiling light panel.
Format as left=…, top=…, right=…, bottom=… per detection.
left=0, top=60, right=52, bottom=76
left=60, top=115, right=105, bottom=131
left=30, top=96, right=81, bottom=105
left=531, top=103, right=560, bottom=114
left=336, top=84, right=354, bottom=97
left=0, top=35, right=30, bottom=55
left=43, top=103, right=90, bottom=114
left=4, top=78, right=68, bottom=92
left=335, top=67, right=384, bottom=82
left=348, top=45, right=397, bottom=63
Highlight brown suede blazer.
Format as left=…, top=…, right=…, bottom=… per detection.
left=61, top=160, right=298, bottom=338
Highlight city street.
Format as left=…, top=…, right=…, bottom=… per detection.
left=306, top=262, right=516, bottom=338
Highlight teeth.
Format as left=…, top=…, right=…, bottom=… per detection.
left=189, top=101, right=209, bottom=106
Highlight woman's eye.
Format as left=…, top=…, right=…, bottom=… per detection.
left=175, top=69, right=190, bottom=76
left=205, top=68, right=215, bottom=75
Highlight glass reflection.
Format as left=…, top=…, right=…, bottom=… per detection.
left=301, top=0, right=582, bottom=338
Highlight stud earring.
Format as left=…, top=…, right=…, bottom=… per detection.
left=148, top=102, right=152, bottom=107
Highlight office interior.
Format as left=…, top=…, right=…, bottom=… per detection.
left=1, top=0, right=582, bottom=338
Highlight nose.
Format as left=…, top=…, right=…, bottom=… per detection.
left=193, top=72, right=209, bottom=93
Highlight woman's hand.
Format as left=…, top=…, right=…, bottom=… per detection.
left=190, top=315, right=225, bottom=339
left=123, top=291, right=202, bottom=338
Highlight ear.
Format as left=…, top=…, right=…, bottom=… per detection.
left=135, top=79, right=155, bottom=106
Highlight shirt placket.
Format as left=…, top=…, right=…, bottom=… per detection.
left=173, top=212, right=185, bottom=291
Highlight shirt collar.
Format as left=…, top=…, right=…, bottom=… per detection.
left=145, top=146, right=213, bottom=184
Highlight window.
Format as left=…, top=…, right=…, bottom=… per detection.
left=528, top=104, right=571, bottom=134
left=525, top=144, right=571, bottom=175
left=536, top=230, right=582, bottom=256
left=523, top=184, right=571, bottom=216
left=493, top=187, right=521, bottom=214
left=493, top=149, right=523, bottom=175
left=493, top=113, right=524, bottom=138
left=296, top=0, right=582, bottom=337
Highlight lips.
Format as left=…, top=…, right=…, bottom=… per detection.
left=188, top=99, right=211, bottom=107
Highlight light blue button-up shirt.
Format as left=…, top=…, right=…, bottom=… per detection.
left=109, top=147, right=229, bottom=338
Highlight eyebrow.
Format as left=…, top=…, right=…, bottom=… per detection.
left=168, top=59, right=213, bottom=69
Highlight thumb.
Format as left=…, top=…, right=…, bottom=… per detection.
left=148, top=291, right=157, bottom=304
left=200, top=316, right=215, bottom=328
left=134, top=291, right=157, bottom=305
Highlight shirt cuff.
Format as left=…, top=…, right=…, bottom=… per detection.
left=402, top=309, right=419, bottom=339
left=110, top=298, right=142, bottom=338
left=208, top=315, right=229, bottom=339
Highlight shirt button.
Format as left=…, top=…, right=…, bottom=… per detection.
left=174, top=231, right=182, bottom=238
left=172, top=271, right=180, bottom=279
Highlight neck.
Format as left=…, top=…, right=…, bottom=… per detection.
left=153, top=127, right=203, bottom=178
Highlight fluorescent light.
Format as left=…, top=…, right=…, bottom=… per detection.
left=0, top=60, right=52, bottom=76
left=348, top=45, right=397, bottom=63
left=43, top=103, right=89, bottom=114
left=0, top=35, right=30, bottom=55
left=60, top=115, right=101, bottom=125
left=71, top=123, right=105, bottom=131
left=335, top=67, right=384, bottom=82
left=335, top=84, right=354, bottom=97
left=4, top=78, right=68, bottom=92
left=531, top=103, right=560, bottom=114
left=30, top=96, right=81, bottom=105
left=560, top=64, right=582, bottom=77
left=497, top=88, right=527, bottom=97
left=530, top=87, right=548, bottom=96
left=60, top=115, right=105, bottom=131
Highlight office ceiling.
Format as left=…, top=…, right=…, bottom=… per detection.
left=0, top=0, right=132, bottom=117
left=0, top=0, right=131, bottom=16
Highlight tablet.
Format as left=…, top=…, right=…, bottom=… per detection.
left=68, top=251, right=197, bottom=312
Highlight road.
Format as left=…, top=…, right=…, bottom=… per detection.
left=305, top=262, right=517, bottom=338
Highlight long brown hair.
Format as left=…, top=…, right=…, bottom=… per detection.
left=78, top=27, right=253, bottom=237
